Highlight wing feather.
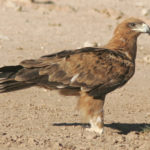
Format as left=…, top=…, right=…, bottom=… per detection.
left=14, top=47, right=134, bottom=97
left=39, top=48, right=134, bottom=92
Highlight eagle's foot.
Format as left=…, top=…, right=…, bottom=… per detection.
left=86, top=116, right=104, bottom=135
left=86, top=126, right=104, bottom=135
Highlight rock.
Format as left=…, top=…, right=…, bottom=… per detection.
left=141, top=8, right=150, bottom=16
left=135, top=2, right=144, bottom=7
left=5, top=0, right=17, bottom=8
left=0, top=35, right=9, bottom=40
left=83, top=41, right=100, bottom=47
left=143, top=55, right=150, bottom=63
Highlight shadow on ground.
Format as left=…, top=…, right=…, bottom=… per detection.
left=105, top=123, right=150, bottom=134
left=53, top=122, right=150, bottom=134
left=32, top=0, right=54, bottom=4
left=53, top=122, right=90, bottom=128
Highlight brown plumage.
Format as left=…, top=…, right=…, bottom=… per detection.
left=0, top=18, right=150, bottom=135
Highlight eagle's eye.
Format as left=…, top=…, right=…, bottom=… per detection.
left=128, top=23, right=136, bottom=28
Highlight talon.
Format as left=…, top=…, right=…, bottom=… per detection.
left=86, top=127, right=104, bottom=135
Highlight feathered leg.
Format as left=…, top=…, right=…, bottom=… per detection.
left=77, top=91, right=105, bottom=135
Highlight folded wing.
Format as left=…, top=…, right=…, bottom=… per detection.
left=17, top=47, right=134, bottom=97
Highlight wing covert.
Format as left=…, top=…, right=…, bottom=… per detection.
left=38, top=48, right=134, bottom=95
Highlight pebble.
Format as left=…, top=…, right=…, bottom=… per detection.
left=0, top=35, right=9, bottom=40
left=143, top=55, right=150, bottom=63
left=5, top=0, right=17, bottom=8
left=141, top=8, right=150, bottom=16
left=135, top=2, right=144, bottom=7
left=83, top=41, right=100, bottom=47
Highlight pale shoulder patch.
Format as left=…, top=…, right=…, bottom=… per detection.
left=70, top=74, right=79, bottom=83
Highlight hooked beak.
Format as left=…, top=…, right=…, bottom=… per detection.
left=132, top=23, right=150, bottom=35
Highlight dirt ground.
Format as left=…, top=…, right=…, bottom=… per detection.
left=0, top=0, right=150, bottom=150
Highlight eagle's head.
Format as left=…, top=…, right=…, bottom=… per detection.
left=114, top=17, right=150, bottom=37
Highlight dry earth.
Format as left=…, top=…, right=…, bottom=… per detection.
left=0, top=0, right=150, bottom=150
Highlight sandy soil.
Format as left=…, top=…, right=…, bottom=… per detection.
left=0, top=0, right=150, bottom=150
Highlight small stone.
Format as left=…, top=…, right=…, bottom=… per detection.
left=83, top=41, right=100, bottom=47
left=5, top=1, right=17, bottom=8
left=41, top=46, right=44, bottom=50
left=135, top=2, right=144, bottom=7
left=17, top=47, right=23, bottom=50
left=141, top=9, right=150, bottom=16
left=2, top=132, right=7, bottom=135
left=0, top=35, right=9, bottom=40
left=43, top=89, right=48, bottom=92
left=143, top=55, right=150, bottom=63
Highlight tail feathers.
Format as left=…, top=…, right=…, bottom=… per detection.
left=0, top=65, right=23, bottom=80
left=0, top=65, right=23, bottom=73
left=0, top=65, right=35, bottom=93
left=0, top=80, right=35, bottom=93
